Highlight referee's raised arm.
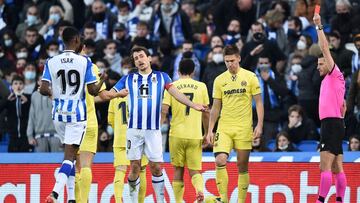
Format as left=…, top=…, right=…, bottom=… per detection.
left=313, top=13, right=335, bottom=72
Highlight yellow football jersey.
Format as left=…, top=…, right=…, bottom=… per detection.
left=108, top=96, right=128, bottom=148
left=163, top=78, right=209, bottom=139
left=86, top=64, right=107, bottom=128
left=213, top=68, right=261, bottom=130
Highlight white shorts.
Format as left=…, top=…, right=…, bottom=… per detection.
left=126, top=128, right=163, bottom=162
left=53, top=120, right=87, bottom=145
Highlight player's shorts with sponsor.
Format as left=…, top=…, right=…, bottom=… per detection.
left=126, top=128, right=163, bottom=162
left=169, top=137, right=202, bottom=170
left=53, top=120, right=87, bottom=145
left=319, top=118, right=345, bottom=155
left=113, top=147, right=149, bottom=167
left=213, top=126, right=252, bottom=154
left=79, top=126, right=98, bottom=153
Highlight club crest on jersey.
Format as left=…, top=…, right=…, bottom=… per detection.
left=231, top=75, right=237, bottom=81
left=151, top=75, right=157, bottom=83
left=241, top=81, right=247, bottom=86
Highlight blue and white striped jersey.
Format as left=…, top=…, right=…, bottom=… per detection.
left=113, top=71, right=172, bottom=130
left=42, top=50, right=97, bottom=122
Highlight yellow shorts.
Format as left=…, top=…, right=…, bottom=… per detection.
left=79, top=126, right=98, bottom=153
left=113, top=147, right=148, bottom=167
left=213, top=128, right=252, bottom=154
left=169, top=137, right=202, bottom=171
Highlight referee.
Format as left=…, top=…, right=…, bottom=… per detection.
left=313, top=12, right=347, bottom=203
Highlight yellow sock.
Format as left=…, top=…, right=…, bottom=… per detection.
left=75, top=172, right=81, bottom=203
left=191, top=173, right=204, bottom=193
left=216, top=166, right=228, bottom=203
left=237, top=172, right=249, bottom=203
left=114, top=169, right=126, bottom=203
left=79, top=167, right=92, bottom=203
left=139, top=168, right=147, bottom=203
left=172, top=180, right=184, bottom=203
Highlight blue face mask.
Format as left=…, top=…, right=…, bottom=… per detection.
left=49, top=13, right=61, bottom=24
left=24, top=71, right=36, bottom=80
left=27, top=15, right=37, bottom=25
left=4, top=39, right=12, bottom=47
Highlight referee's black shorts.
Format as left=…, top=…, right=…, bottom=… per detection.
left=319, top=118, right=345, bottom=155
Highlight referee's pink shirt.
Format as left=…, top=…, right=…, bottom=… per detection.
left=319, top=64, right=345, bottom=120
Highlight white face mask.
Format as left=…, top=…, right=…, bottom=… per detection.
left=118, top=15, right=129, bottom=23
left=49, top=13, right=61, bottom=24
left=296, top=40, right=307, bottom=50
left=121, top=68, right=130, bottom=76
left=16, top=52, right=28, bottom=59
left=291, top=64, right=302, bottom=74
left=212, top=53, right=224, bottom=64
left=106, top=53, right=115, bottom=59
left=14, top=89, right=24, bottom=96
left=48, top=51, right=59, bottom=57
left=278, top=144, right=288, bottom=150
left=0, top=52, right=4, bottom=58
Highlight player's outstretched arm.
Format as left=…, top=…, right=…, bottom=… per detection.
left=313, top=13, right=334, bottom=72
left=205, top=99, right=222, bottom=145
left=167, top=85, right=206, bottom=111
left=39, top=80, right=52, bottom=97
left=253, top=94, right=264, bottom=139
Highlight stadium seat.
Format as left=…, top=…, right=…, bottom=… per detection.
left=267, top=139, right=276, bottom=151
left=297, top=140, right=319, bottom=152
left=0, top=144, right=7, bottom=152
left=342, top=140, right=349, bottom=152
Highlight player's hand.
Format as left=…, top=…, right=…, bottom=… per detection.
left=206, top=132, right=215, bottom=146
left=253, top=124, right=262, bottom=140
left=118, top=89, right=129, bottom=98
left=192, top=103, right=208, bottom=112
left=313, top=13, right=321, bottom=26
left=28, top=138, right=37, bottom=146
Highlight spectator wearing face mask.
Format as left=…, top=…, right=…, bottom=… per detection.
left=351, top=33, right=360, bottom=74
left=223, top=19, right=242, bottom=45
left=39, top=4, right=72, bottom=41
left=0, top=75, right=31, bottom=152
left=103, top=40, right=122, bottom=74
left=274, top=131, right=299, bottom=152
left=27, top=76, right=63, bottom=152
left=22, top=63, right=37, bottom=95
left=331, top=0, right=354, bottom=43
left=151, top=0, right=192, bottom=49
left=201, top=45, right=227, bottom=105
left=348, top=135, right=360, bottom=151
left=254, top=54, right=289, bottom=143
left=45, top=40, right=60, bottom=58
left=1, top=30, right=18, bottom=64
left=117, top=1, right=140, bottom=38
left=113, top=22, right=131, bottom=57
left=16, top=5, right=44, bottom=40
left=286, top=16, right=302, bottom=54
left=283, top=105, right=319, bottom=144
left=171, top=40, right=202, bottom=81
left=87, top=0, right=118, bottom=40
left=241, top=22, right=286, bottom=74
left=286, top=54, right=303, bottom=98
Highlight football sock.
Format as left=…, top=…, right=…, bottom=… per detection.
left=114, top=169, right=126, bottom=203
left=216, top=165, right=228, bottom=203
left=172, top=180, right=184, bottom=203
left=79, top=167, right=92, bottom=203
left=237, top=172, right=249, bottom=203
left=335, top=172, right=347, bottom=203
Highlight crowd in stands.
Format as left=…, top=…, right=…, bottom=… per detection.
left=0, top=0, right=359, bottom=153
